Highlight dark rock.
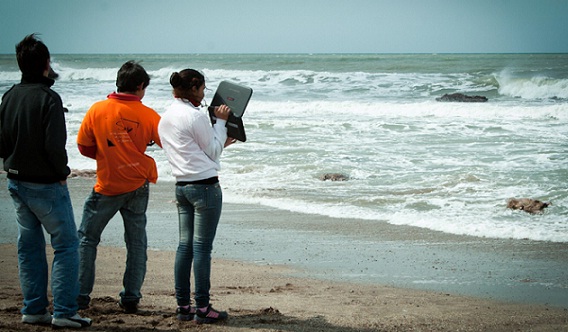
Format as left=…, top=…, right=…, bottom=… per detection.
left=506, top=198, right=550, bottom=214
left=436, top=93, right=488, bottom=102
left=69, top=169, right=97, bottom=178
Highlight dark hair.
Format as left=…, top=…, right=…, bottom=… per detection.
left=170, top=69, right=205, bottom=99
left=116, top=60, right=150, bottom=92
left=16, top=33, right=50, bottom=77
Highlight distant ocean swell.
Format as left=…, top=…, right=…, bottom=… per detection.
left=2, top=65, right=566, bottom=103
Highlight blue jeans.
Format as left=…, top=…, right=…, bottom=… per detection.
left=174, top=182, right=222, bottom=308
left=77, top=182, right=149, bottom=307
left=8, top=179, right=79, bottom=319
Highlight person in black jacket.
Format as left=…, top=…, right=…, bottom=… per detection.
left=0, top=34, right=91, bottom=329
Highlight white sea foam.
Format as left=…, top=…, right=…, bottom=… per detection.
left=3, top=54, right=567, bottom=243
left=496, top=70, right=568, bottom=100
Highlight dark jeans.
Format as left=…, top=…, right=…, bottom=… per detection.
left=77, top=182, right=149, bottom=307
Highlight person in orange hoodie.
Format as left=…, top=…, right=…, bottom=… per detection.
left=76, top=61, right=162, bottom=314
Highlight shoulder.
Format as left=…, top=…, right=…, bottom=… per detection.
left=29, top=84, right=64, bottom=111
left=42, top=86, right=63, bottom=105
left=1, top=85, right=16, bottom=100
left=89, top=98, right=111, bottom=109
left=130, top=100, right=158, bottom=115
left=84, top=99, right=108, bottom=117
left=161, top=103, right=187, bottom=123
left=141, top=103, right=159, bottom=115
left=140, top=104, right=161, bottom=123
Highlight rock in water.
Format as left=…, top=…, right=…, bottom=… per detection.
left=319, top=173, right=349, bottom=181
left=436, top=93, right=488, bottom=102
left=506, top=198, right=550, bottom=214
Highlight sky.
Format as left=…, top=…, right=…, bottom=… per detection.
left=1, top=0, right=567, bottom=54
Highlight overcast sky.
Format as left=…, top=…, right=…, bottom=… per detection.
left=1, top=0, right=567, bottom=54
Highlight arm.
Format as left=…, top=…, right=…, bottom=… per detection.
left=0, top=115, right=5, bottom=159
left=0, top=87, right=15, bottom=159
left=194, top=116, right=227, bottom=161
left=78, top=143, right=97, bottom=159
left=195, top=105, right=231, bottom=160
left=151, top=111, right=162, bottom=148
left=76, top=108, right=97, bottom=159
left=43, top=94, right=71, bottom=179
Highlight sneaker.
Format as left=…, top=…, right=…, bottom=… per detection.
left=118, top=299, right=138, bottom=314
left=21, top=311, right=52, bottom=325
left=195, top=305, right=228, bottom=324
left=176, top=306, right=196, bottom=321
left=52, top=314, right=92, bottom=329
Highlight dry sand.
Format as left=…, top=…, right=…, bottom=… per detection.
left=0, top=244, right=567, bottom=332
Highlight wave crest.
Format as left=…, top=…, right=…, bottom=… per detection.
left=496, top=70, right=568, bottom=100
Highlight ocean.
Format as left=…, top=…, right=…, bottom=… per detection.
left=1, top=53, right=567, bottom=243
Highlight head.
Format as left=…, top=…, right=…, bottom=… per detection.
left=16, top=33, right=50, bottom=77
left=169, top=69, right=206, bottom=104
left=116, top=60, right=150, bottom=94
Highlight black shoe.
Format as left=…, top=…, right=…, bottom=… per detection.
left=176, top=306, right=196, bottom=321
left=77, top=302, right=89, bottom=310
left=77, top=295, right=90, bottom=310
left=195, top=305, right=228, bottom=324
left=118, top=299, right=138, bottom=314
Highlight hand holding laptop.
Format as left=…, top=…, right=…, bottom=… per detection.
left=211, top=104, right=231, bottom=120
left=209, top=105, right=237, bottom=147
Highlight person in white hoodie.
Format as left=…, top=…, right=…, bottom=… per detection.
left=158, top=69, right=234, bottom=324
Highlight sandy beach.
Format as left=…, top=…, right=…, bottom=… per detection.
left=0, top=175, right=567, bottom=331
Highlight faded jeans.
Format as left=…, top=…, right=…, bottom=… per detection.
left=8, top=179, right=79, bottom=319
left=77, top=181, right=149, bottom=307
left=174, top=182, right=222, bottom=308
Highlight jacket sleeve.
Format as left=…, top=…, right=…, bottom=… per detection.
left=193, top=114, right=227, bottom=163
left=43, top=92, right=71, bottom=179
left=78, top=143, right=97, bottom=159
left=0, top=110, right=5, bottom=159
left=0, top=89, right=11, bottom=159
left=151, top=110, right=162, bottom=148
left=0, top=123, right=5, bottom=159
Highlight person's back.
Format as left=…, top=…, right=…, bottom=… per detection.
left=0, top=50, right=68, bottom=183
left=78, top=92, right=160, bottom=195
left=158, top=68, right=232, bottom=324
left=76, top=60, right=161, bottom=314
left=0, top=33, right=91, bottom=329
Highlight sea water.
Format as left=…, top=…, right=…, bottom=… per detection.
left=1, top=53, right=567, bottom=243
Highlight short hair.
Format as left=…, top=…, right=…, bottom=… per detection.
left=16, top=33, right=50, bottom=77
left=116, top=60, right=150, bottom=93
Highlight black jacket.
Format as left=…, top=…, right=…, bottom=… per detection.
left=0, top=75, right=70, bottom=183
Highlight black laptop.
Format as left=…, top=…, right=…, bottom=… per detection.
left=208, top=81, right=253, bottom=142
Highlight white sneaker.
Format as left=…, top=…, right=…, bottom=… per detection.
left=52, top=313, right=92, bottom=329
left=21, top=311, right=52, bottom=324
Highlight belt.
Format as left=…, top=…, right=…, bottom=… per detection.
left=176, top=176, right=219, bottom=186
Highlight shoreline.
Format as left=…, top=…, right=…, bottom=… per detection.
left=1, top=176, right=567, bottom=331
